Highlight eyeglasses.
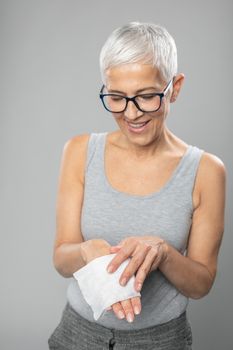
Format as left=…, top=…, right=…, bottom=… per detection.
left=99, top=78, right=174, bottom=113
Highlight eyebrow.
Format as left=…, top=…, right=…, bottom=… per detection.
left=107, top=86, right=160, bottom=94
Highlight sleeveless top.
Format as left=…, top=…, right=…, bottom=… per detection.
left=66, top=131, right=204, bottom=330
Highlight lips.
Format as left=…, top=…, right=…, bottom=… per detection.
left=127, top=120, right=151, bottom=126
left=126, top=119, right=151, bottom=133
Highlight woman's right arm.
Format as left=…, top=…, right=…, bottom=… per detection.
left=52, top=134, right=111, bottom=278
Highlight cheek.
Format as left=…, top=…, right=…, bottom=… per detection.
left=153, top=102, right=170, bottom=123
left=163, top=98, right=170, bottom=114
left=113, top=115, right=123, bottom=126
left=150, top=118, right=164, bottom=131
left=113, top=113, right=122, bottom=120
left=149, top=108, right=166, bottom=126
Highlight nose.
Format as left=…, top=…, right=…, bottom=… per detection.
left=124, top=99, right=143, bottom=119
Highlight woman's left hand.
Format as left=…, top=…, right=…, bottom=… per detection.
left=106, top=235, right=168, bottom=293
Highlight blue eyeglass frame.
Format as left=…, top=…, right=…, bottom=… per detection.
left=99, top=77, right=174, bottom=113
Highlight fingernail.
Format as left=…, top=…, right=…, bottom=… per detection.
left=126, top=313, right=134, bottom=323
left=120, top=278, right=127, bottom=286
left=137, top=283, right=142, bottom=291
left=107, top=265, right=114, bottom=273
left=134, top=306, right=140, bottom=315
left=118, top=311, right=125, bottom=319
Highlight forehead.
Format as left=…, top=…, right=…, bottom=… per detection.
left=105, top=63, right=164, bottom=91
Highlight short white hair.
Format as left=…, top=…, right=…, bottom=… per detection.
left=99, top=21, right=177, bottom=85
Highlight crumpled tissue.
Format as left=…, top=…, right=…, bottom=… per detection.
left=73, top=253, right=141, bottom=320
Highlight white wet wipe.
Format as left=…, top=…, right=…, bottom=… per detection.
left=73, top=253, right=141, bottom=320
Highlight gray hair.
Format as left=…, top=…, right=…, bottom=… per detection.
left=99, top=21, right=177, bottom=85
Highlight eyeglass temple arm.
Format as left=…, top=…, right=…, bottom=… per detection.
left=163, top=78, right=174, bottom=95
left=100, top=85, right=106, bottom=94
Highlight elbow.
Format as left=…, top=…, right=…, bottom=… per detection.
left=190, top=269, right=216, bottom=300
left=53, top=261, right=71, bottom=278
left=53, top=248, right=72, bottom=278
left=190, top=287, right=212, bottom=300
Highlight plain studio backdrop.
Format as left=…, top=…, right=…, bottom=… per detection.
left=1, top=1, right=232, bottom=349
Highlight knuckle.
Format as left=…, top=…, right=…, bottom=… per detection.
left=123, top=305, right=133, bottom=314
left=111, top=261, right=117, bottom=269
left=151, top=246, right=159, bottom=255
left=132, top=255, right=142, bottom=266
left=127, top=237, right=137, bottom=246
left=122, top=271, right=131, bottom=280
left=139, top=265, right=148, bottom=275
left=145, top=243, right=152, bottom=251
left=131, top=297, right=141, bottom=308
left=136, top=276, right=144, bottom=285
left=120, top=249, right=128, bottom=258
left=121, top=299, right=132, bottom=310
left=112, top=302, right=121, bottom=311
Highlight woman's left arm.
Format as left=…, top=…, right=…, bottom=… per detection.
left=107, top=153, right=226, bottom=299
left=159, top=153, right=226, bottom=299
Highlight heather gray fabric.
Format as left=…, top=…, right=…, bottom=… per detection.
left=48, top=302, right=192, bottom=349
left=66, top=131, right=204, bottom=330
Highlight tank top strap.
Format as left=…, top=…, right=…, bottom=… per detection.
left=174, top=145, right=205, bottom=199
left=176, top=145, right=204, bottom=179
left=85, top=132, right=106, bottom=175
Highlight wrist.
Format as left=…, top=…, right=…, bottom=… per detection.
left=159, top=241, right=170, bottom=269
left=80, top=241, right=89, bottom=265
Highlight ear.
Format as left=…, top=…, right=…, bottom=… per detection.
left=170, top=73, right=185, bottom=103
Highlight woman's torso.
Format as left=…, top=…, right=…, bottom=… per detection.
left=66, top=130, right=204, bottom=330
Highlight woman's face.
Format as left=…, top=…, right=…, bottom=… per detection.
left=104, top=63, right=183, bottom=147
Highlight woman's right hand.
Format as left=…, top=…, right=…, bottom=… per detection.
left=81, top=239, right=142, bottom=322
left=106, top=296, right=142, bottom=323
left=81, top=239, right=112, bottom=265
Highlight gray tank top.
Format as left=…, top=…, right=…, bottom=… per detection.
left=66, top=131, right=204, bottom=330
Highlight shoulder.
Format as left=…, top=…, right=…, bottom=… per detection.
left=199, top=151, right=226, bottom=180
left=60, top=133, right=92, bottom=184
left=196, top=150, right=226, bottom=196
left=62, top=133, right=92, bottom=164
left=191, top=149, right=226, bottom=211
left=63, top=133, right=91, bottom=153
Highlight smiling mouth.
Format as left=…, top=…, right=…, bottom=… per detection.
left=126, top=119, right=151, bottom=126
left=126, top=119, right=151, bottom=133
left=126, top=120, right=151, bottom=127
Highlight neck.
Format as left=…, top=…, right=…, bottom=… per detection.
left=118, top=126, right=176, bottom=161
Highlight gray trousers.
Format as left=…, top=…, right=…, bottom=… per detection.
left=48, top=302, right=192, bottom=349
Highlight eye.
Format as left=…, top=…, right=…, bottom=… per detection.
left=110, top=96, right=124, bottom=101
left=140, top=94, right=156, bottom=100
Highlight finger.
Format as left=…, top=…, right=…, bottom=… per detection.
left=118, top=244, right=152, bottom=286
left=105, top=306, right=112, bottom=311
left=111, top=302, right=126, bottom=320
left=110, top=246, right=122, bottom=253
left=106, top=244, right=135, bottom=273
left=120, top=299, right=135, bottom=323
left=150, top=243, right=165, bottom=270
left=134, top=247, right=160, bottom=291
left=130, top=296, right=142, bottom=315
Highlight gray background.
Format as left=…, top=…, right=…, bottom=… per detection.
left=1, top=1, right=232, bottom=349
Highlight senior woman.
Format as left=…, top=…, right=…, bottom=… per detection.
left=48, top=22, right=226, bottom=350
